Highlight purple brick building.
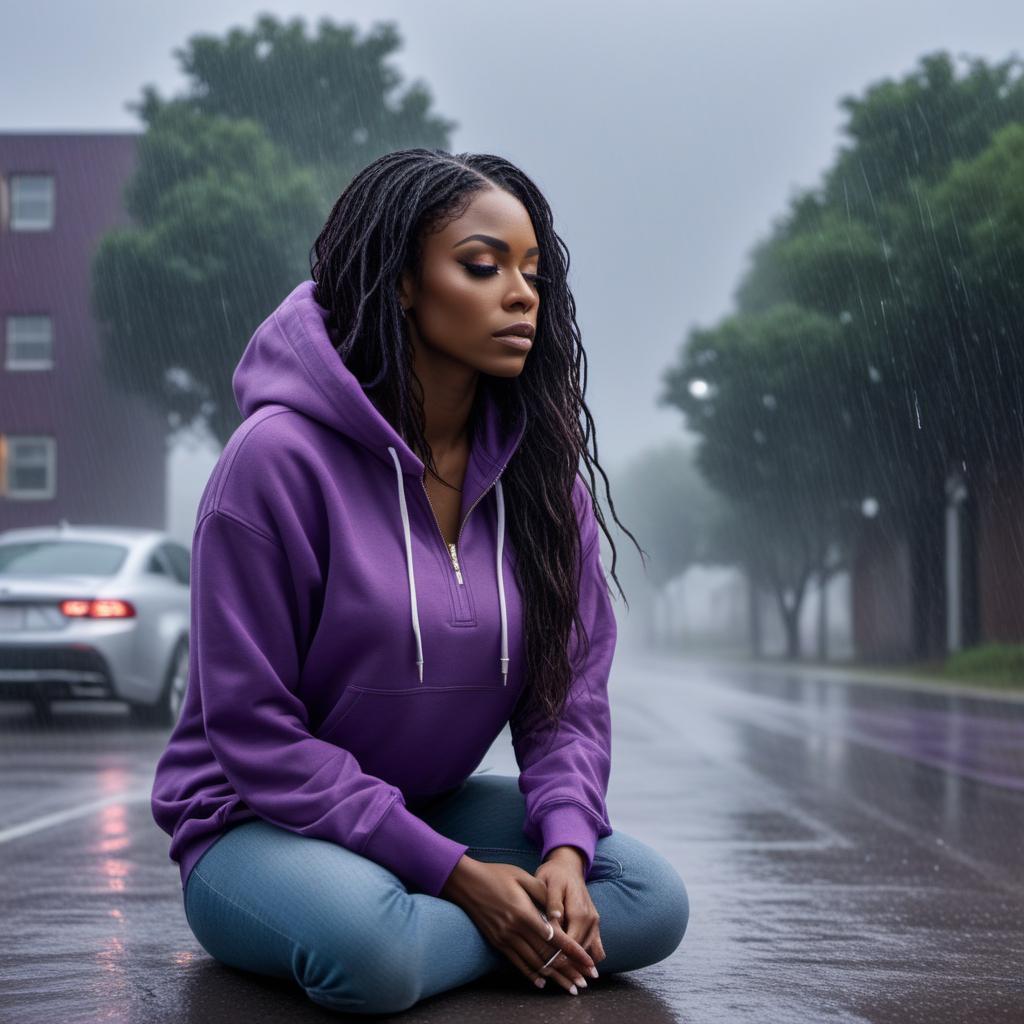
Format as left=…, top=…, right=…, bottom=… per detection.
left=0, top=131, right=166, bottom=532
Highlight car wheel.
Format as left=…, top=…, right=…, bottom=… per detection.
left=130, top=638, right=188, bottom=728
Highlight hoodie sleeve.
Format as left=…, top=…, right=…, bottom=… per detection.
left=192, top=507, right=469, bottom=898
left=509, top=479, right=617, bottom=880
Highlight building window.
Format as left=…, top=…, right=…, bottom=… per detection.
left=0, top=436, right=57, bottom=499
left=10, top=175, right=56, bottom=231
left=5, top=315, right=54, bottom=370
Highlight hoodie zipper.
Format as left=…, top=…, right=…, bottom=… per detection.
left=420, top=455, right=514, bottom=588
left=421, top=477, right=465, bottom=584
left=447, top=543, right=464, bottom=583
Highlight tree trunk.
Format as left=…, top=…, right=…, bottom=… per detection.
left=816, top=570, right=829, bottom=662
left=781, top=604, right=801, bottom=660
left=747, top=573, right=763, bottom=657
left=960, top=482, right=980, bottom=649
left=910, top=490, right=946, bottom=661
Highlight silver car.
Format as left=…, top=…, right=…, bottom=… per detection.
left=0, top=523, right=190, bottom=726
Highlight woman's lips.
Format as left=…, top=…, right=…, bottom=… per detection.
left=493, top=334, right=533, bottom=351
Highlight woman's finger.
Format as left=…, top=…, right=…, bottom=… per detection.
left=544, top=915, right=597, bottom=975
left=511, top=933, right=587, bottom=995
left=502, top=942, right=548, bottom=990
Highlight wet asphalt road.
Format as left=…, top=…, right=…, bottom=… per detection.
left=1, top=652, right=1022, bottom=1023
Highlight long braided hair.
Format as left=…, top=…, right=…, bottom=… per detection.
left=309, top=148, right=643, bottom=731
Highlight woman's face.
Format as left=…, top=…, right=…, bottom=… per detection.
left=399, top=186, right=541, bottom=380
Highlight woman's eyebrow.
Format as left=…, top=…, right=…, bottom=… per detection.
left=452, top=233, right=540, bottom=257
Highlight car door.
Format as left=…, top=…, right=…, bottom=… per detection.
left=126, top=542, right=188, bottom=701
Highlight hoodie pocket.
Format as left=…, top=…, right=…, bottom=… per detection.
left=317, top=684, right=511, bottom=799
left=313, top=686, right=364, bottom=739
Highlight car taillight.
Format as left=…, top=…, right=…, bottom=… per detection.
left=59, top=599, right=137, bottom=619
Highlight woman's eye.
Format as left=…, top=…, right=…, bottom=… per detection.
left=461, top=262, right=548, bottom=285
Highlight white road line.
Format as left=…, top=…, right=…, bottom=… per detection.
left=0, top=788, right=151, bottom=844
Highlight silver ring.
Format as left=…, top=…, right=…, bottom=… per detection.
left=540, top=915, right=559, bottom=969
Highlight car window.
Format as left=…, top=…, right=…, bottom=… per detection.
left=165, top=543, right=191, bottom=586
left=0, top=540, right=129, bottom=576
left=146, top=549, right=172, bottom=577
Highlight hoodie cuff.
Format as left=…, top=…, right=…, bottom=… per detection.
left=538, top=804, right=599, bottom=879
left=360, top=799, right=469, bottom=897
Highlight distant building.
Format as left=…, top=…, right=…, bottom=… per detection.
left=0, top=131, right=166, bottom=532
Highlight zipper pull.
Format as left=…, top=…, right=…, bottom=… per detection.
left=447, top=543, right=465, bottom=585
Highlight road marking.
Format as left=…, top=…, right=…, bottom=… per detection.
left=0, top=788, right=150, bottom=844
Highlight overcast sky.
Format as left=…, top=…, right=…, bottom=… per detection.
left=4, top=1, right=1023, bottom=539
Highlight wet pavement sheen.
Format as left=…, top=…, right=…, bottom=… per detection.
left=1, top=651, right=1022, bottom=1022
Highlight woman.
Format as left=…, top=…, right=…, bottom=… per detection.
left=151, top=148, right=689, bottom=1015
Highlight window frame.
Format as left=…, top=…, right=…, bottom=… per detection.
left=10, top=174, right=56, bottom=231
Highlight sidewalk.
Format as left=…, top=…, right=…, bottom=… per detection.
left=641, top=647, right=1024, bottom=703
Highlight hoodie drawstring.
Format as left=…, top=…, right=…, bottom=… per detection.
left=388, top=447, right=509, bottom=687
left=388, top=447, right=425, bottom=683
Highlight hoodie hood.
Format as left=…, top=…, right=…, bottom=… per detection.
left=231, top=279, right=528, bottom=686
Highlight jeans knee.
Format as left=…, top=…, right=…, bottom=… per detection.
left=668, top=872, right=690, bottom=949
left=647, top=858, right=690, bottom=960
left=303, top=953, right=421, bottom=1016
left=299, top=902, right=423, bottom=1014
left=355, top=968, right=421, bottom=1016
left=307, top=988, right=419, bottom=1017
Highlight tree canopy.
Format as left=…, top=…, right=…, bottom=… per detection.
left=92, top=14, right=456, bottom=447
left=659, top=50, right=1024, bottom=657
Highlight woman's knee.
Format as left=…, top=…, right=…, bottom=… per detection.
left=604, top=838, right=689, bottom=967
left=656, top=862, right=689, bottom=957
left=298, top=891, right=424, bottom=1014
left=640, top=849, right=689, bottom=961
left=304, top=961, right=421, bottom=1016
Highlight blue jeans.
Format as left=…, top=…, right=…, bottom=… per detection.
left=183, top=773, right=689, bottom=1015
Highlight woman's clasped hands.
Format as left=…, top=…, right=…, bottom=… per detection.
left=532, top=845, right=607, bottom=994
left=440, top=845, right=606, bottom=996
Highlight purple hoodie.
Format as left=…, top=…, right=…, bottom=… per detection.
left=150, top=279, right=617, bottom=898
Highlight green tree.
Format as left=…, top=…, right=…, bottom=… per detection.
left=706, top=51, right=1024, bottom=660
left=660, top=304, right=866, bottom=659
left=91, top=104, right=323, bottom=447
left=93, top=14, right=456, bottom=448
left=895, top=120, right=1024, bottom=466
left=736, top=52, right=1024, bottom=483
left=822, top=51, right=1024, bottom=221
left=128, top=14, right=457, bottom=208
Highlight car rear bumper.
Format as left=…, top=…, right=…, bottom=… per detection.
left=0, top=645, right=115, bottom=700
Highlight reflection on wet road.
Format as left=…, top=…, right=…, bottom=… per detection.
left=0, top=652, right=1021, bottom=1023
left=617, top=654, right=1024, bottom=1023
